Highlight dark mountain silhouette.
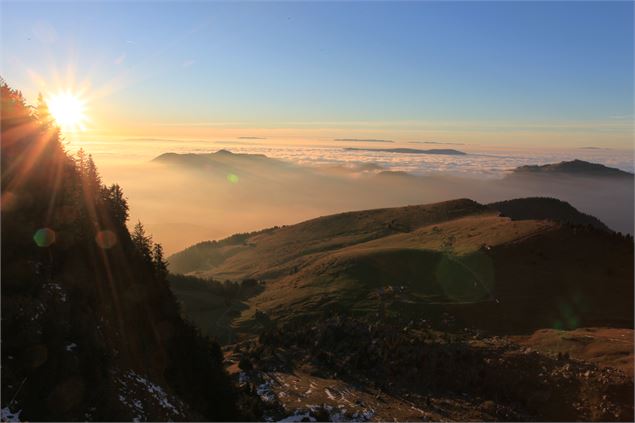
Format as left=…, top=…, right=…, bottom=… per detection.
left=488, top=197, right=610, bottom=231
left=0, top=81, right=240, bottom=421
left=409, top=140, right=465, bottom=145
left=344, top=147, right=466, bottom=155
left=153, top=149, right=270, bottom=166
left=510, top=159, right=633, bottom=178
left=334, top=138, right=394, bottom=143
left=151, top=149, right=302, bottom=180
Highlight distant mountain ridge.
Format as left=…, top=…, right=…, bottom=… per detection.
left=153, top=149, right=269, bottom=163
left=343, top=147, right=466, bottom=155
left=511, top=159, right=633, bottom=178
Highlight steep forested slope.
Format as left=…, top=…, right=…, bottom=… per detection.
left=1, top=81, right=238, bottom=421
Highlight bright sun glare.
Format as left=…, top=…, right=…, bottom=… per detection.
left=47, top=92, right=87, bottom=132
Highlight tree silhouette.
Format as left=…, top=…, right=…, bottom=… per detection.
left=152, top=243, right=168, bottom=280
left=104, top=183, right=129, bottom=227
left=85, top=154, right=102, bottom=197
left=1, top=79, right=238, bottom=421
left=36, top=92, right=52, bottom=127
left=131, top=220, right=153, bottom=259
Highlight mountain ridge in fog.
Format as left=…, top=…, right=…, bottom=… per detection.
left=510, top=159, right=634, bottom=178
left=343, top=147, right=467, bottom=155
left=119, top=150, right=633, bottom=254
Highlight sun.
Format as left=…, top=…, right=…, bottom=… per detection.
left=47, top=92, right=87, bottom=132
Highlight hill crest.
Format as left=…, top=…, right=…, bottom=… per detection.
left=511, top=159, right=633, bottom=178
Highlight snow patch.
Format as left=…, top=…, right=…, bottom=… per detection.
left=1, top=407, right=22, bottom=422
left=116, top=369, right=185, bottom=420
left=256, top=379, right=277, bottom=403
left=125, top=370, right=181, bottom=415
left=278, top=411, right=316, bottom=422
left=238, top=372, right=249, bottom=384
left=45, top=283, right=67, bottom=302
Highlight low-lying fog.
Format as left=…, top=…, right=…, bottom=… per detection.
left=77, top=138, right=634, bottom=254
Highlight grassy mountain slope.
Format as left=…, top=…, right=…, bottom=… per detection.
left=169, top=199, right=633, bottom=336
left=169, top=198, right=489, bottom=277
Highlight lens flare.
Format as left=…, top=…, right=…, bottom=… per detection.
left=95, top=230, right=118, bottom=249
left=227, top=173, right=239, bottom=184
left=1, top=191, right=18, bottom=212
left=33, top=228, right=56, bottom=247
left=435, top=251, right=495, bottom=302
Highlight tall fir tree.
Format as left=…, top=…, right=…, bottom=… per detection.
left=105, top=183, right=129, bottom=227
left=131, top=220, right=153, bottom=260
left=152, top=243, right=168, bottom=280
left=36, top=92, right=51, bottom=126
left=85, top=154, right=102, bottom=197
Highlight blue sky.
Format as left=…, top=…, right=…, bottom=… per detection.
left=1, top=1, right=633, bottom=147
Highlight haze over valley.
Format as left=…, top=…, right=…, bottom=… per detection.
left=76, top=140, right=634, bottom=253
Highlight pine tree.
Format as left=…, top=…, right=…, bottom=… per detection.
left=76, top=148, right=87, bottom=176
left=131, top=220, right=153, bottom=260
left=85, top=154, right=102, bottom=197
left=152, top=243, right=168, bottom=280
left=105, top=184, right=129, bottom=227
left=36, top=93, right=51, bottom=126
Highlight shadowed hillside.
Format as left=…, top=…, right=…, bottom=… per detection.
left=168, top=198, right=633, bottom=421
left=168, top=198, right=633, bottom=336
left=488, top=197, right=610, bottom=231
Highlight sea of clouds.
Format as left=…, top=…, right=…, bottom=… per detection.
left=78, top=137, right=634, bottom=179
left=71, top=137, right=634, bottom=254
left=217, top=145, right=634, bottom=178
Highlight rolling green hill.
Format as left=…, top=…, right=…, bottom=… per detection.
left=168, top=198, right=634, bottom=337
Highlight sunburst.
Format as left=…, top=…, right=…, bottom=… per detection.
left=47, top=91, right=88, bottom=132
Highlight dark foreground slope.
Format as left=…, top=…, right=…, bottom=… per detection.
left=0, top=83, right=240, bottom=421
left=226, top=315, right=633, bottom=422
left=169, top=198, right=633, bottom=336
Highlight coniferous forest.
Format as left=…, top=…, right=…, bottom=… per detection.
left=1, top=80, right=242, bottom=421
